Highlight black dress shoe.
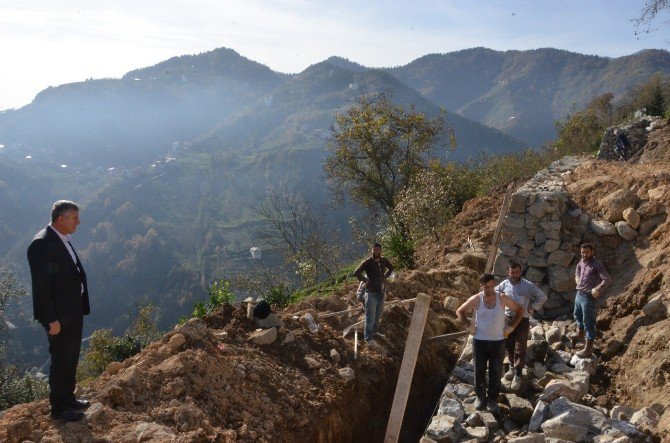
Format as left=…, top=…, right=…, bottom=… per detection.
left=50, top=409, right=84, bottom=422
left=68, top=399, right=91, bottom=410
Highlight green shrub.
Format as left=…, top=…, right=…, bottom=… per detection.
left=382, top=228, right=415, bottom=269
left=0, top=365, right=49, bottom=410
left=78, top=304, right=160, bottom=381
left=264, top=283, right=294, bottom=308
left=207, top=280, right=235, bottom=310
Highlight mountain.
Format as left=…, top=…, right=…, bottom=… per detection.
left=0, top=48, right=284, bottom=167
left=388, top=47, right=670, bottom=145
left=195, top=59, right=526, bottom=161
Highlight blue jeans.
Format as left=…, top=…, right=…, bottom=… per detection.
left=364, top=291, right=384, bottom=341
left=574, top=291, right=596, bottom=340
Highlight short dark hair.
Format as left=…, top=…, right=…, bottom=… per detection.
left=508, top=261, right=522, bottom=270
left=372, top=242, right=382, bottom=249
left=580, top=242, right=595, bottom=251
left=51, top=200, right=79, bottom=223
left=479, top=273, right=496, bottom=284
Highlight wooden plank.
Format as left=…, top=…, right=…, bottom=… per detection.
left=485, top=183, right=515, bottom=273
left=425, top=330, right=468, bottom=344
left=384, top=293, right=431, bottom=443
left=319, top=306, right=363, bottom=318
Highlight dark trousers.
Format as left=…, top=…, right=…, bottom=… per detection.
left=473, top=339, right=505, bottom=401
left=505, top=317, right=530, bottom=374
left=45, top=318, right=83, bottom=413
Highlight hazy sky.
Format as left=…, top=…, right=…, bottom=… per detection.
left=1, top=0, right=669, bottom=110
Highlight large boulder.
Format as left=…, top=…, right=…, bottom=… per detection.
left=538, top=379, right=582, bottom=403
left=564, top=371, right=590, bottom=397
left=437, top=397, right=465, bottom=421
left=526, top=340, right=549, bottom=364
left=615, top=221, right=638, bottom=241
left=622, top=208, right=640, bottom=229
left=630, top=406, right=660, bottom=431
left=548, top=266, right=577, bottom=292
left=505, top=394, right=533, bottom=423
left=547, top=250, right=575, bottom=267
left=590, top=219, right=617, bottom=236
left=549, top=397, right=607, bottom=429
left=250, top=327, right=278, bottom=345
left=425, top=415, right=465, bottom=442
left=528, top=400, right=549, bottom=433
left=601, top=418, right=649, bottom=440
left=541, top=412, right=590, bottom=441
left=570, top=354, right=598, bottom=376
left=599, top=189, right=637, bottom=223
left=636, top=200, right=666, bottom=218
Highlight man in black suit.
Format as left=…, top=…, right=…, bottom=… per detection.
left=27, top=200, right=91, bottom=422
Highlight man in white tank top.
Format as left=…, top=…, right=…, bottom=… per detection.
left=456, top=273, right=524, bottom=412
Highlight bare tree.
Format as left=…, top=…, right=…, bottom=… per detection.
left=255, top=188, right=346, bottom=285
left=634, top=0, right=670, bottom=34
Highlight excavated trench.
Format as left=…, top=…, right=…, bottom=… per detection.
left=308, top=305, right=463, bottom=443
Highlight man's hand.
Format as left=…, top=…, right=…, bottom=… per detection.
left=504, top=325, right=514, bottom=338
left=460, top=318, right=475, bottom=335
left=592, top=288, right=601, bottom=299
left=48, top=320, right=61, bottom=335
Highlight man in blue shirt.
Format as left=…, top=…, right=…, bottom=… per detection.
left=496, top=261, right=547, bottom=390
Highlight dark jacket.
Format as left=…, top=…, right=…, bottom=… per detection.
left=354, top=256, right=393, bottom=293
left=27, top=226, right=90, bottom=327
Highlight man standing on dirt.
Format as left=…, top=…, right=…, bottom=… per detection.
left=496, top=261, right=547, bottom=390
left=456, top=273, right=524, bottom=412
left=569, top=242, right=611, bottom=358
left=27, top=201, right=91, bottom=422
left=353, top=243, right=393, bottom=345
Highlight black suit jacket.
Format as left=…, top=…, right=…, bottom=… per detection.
left=27, top=226, right=90, bottom=327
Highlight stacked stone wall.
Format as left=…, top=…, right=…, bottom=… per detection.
left=493, top=157, right=584, bottom=318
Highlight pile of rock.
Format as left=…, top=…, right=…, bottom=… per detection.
left=422, top=319, right=661, bottom=442
left=597, top=113, right=663, bottom=161
left=583, top=185, right=667, bottom=242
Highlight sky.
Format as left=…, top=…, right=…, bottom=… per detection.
left=1, top=0, right=669, bottom=111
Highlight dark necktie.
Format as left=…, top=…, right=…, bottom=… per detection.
left=67, top=241, right=84, bottom=274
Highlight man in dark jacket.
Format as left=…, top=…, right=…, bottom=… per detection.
left=353, top=243, right=393, bottom=344
left=27, top=201, right=91, bottom=422
left=614, top=129, right=631, bottom=160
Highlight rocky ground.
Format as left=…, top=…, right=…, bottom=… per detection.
left=1, top=118, right=669, bottom=442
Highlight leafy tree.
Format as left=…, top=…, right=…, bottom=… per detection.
left=393, top=166, right=463, bottom=242
left=324, top=92, right=455, bottom=239
left=553, top=93, right=615, bottom=156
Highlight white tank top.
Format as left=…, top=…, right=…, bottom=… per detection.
left=473, top=291, right=506, bottom=341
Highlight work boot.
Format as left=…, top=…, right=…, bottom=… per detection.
left=576, top=339, right=594, bottom=358
left=568, top=329, right=585, bottom=344
left=474, top=397, right=486, bottom=411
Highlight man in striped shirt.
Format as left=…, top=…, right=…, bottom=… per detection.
left=570, top=242, right=611, bottom=358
